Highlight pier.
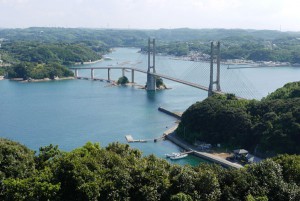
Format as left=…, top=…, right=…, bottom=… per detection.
left=161, top=123, right=243, bottom=168
left=158, top=107, right=182, bottom=119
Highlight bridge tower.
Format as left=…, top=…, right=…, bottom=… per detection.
left=146, top=38, right=156, bottom=91
left=208, top=41, right=221, bottom=96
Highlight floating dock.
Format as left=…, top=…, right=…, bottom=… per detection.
left=125, top=135, right=134, bottom=142
left=125, top=135, right=151, bottom=143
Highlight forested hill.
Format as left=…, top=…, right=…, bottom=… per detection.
left=1, top=41, right=102, bottom=65
left=1, top=27, right=300, bottom=44
left=177, top=81, right=300, bottom=156
left=1, top=138, right=300, bottom=200
left=2, top=28, right=300, bottom=63
left=264, top=81, right=300, bottom=100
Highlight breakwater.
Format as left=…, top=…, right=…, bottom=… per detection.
left=160, top=109, right=243, bottom=169
left=165, top=131, right=243, bottom=169
left=158, top=107, right=182, bottom=119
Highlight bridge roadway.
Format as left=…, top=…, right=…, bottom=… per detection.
left=70, top=66, right=226, bottom=96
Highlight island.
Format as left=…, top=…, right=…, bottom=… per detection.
left=176, top=81, right=300, bottom=158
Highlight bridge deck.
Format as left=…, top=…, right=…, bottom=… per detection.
left=70, top=66, right=243, bottom=98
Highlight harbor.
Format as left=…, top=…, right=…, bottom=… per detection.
left=160, top=107, right=243, bottom=168
left=2, top=47, right=299, bottom=166
left=124, top=106, right=244, bottom=168
left=165, top=130, right=243, bottom=168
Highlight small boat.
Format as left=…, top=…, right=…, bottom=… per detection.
left=170, top=153, right=188, bottom=160
left=103, top=56, right=113, bottom=60
left=165, top=153, right=179, bottom=158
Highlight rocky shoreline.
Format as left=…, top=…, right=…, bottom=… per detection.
left=9, top=76, right=74, bottom=82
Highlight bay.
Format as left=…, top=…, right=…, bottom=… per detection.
left=0, top=47, right=299, bottom=166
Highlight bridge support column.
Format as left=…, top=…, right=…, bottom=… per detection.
left=74, top=69, right=78, bottom=78
left=122, top=68, right=125, bottom=77
left=208, top=41, right=221, bottom=96
left=131, top=69, right=134, bottom=83
left=108, top=68, right=111, bottom=81
left=147, top=73, right=156, bottom=90
left=146, top=38, right=156, bottom=91
left=91, top=68, right=94, bottom=80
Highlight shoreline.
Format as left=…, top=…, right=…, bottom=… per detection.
left=167, top=54, right=298, bottom=67
left=10, top=77, right=75, bottom=82
left=160, top=108, right=243, bottom=169
left=163, top=125, right=243, bottom=169
left=74, top=59, right=103, bottom=65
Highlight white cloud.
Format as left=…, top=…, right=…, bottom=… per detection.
left=0, top=0, right=300, bottom=31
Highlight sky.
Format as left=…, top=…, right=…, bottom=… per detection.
left=1, top=0, right=300, bottom=31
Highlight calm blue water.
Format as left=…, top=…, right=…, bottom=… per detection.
left=1, top=47, right=300, bottom=166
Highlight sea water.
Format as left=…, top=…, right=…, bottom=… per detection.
left=1, top=47, right=299, bottom=166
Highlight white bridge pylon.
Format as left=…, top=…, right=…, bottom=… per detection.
left=70, top=40, right=236, bottom=98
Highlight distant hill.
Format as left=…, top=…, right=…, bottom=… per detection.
left=1, top=27, right=300, bottom=45
left=2, top=28, right=300, bottom=63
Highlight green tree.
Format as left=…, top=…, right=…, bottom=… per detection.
left=0, top=138, right=35, bottom=180
left=117, top=76, right=129, bottom=85
left=273, top=154, right=300, bottom=185
left=177, top=82, right=300, bottom=155
left=156, top=77, right=166, bottom=89
left=170, top=193, right=193, bottom=201
left=1, top=167, right=60, bottom=201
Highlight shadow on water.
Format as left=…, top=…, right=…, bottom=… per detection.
left=146, top=91, right=156, bottom=103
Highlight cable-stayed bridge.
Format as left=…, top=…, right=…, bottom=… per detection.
left=70, top=39, right=259, bottom=100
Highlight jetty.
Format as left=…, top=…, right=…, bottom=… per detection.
left=158, top=107, right=182, bottom=119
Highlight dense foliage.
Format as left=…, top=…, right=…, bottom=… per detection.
left=0, top=67, right=5, bottom=76
left=117, top=76, right=129, bottom=85
left=156, top=77, right=166, bottom=89
left=177, top=82, right=300, bottom=156
left=1, top=41, right=103, bottom=65
left=0, top=139, right=35, bottom=180
left=2, top=28, right=300, bottom=62
left=0, top=138, right=300, bottom=200
left=6, top=62, right=73, bottom=80
left=141, top=38, right=300, bottom=63
left=264, top=81, right=300, bottom=100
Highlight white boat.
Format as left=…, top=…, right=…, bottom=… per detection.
left=170, top=153, right=188, bottom=160
left=103, top=56, right=113, bottom=60
left=165, top=153, right=179, bottom=158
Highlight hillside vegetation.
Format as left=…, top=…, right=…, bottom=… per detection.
left=6, top=62, right=74, bottom=80
left=1, top=41, right=103, bottom=65
left=0, top=138, right=300, bottom=201
left=1, top=28, right=300, bottom=63
left=177, top=81, right=300, bottom=156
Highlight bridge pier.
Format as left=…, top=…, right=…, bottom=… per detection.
left=108, top=68, right=111, bottom=81
left=147, top=73, right=156, bottom=90
left=131, top=69, right=134, bottom=83
left=122, top=68, right=125, bottom=77
left=91, top=68, right=94, bottom=79
left=74, top=69, right=78, bottom=78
